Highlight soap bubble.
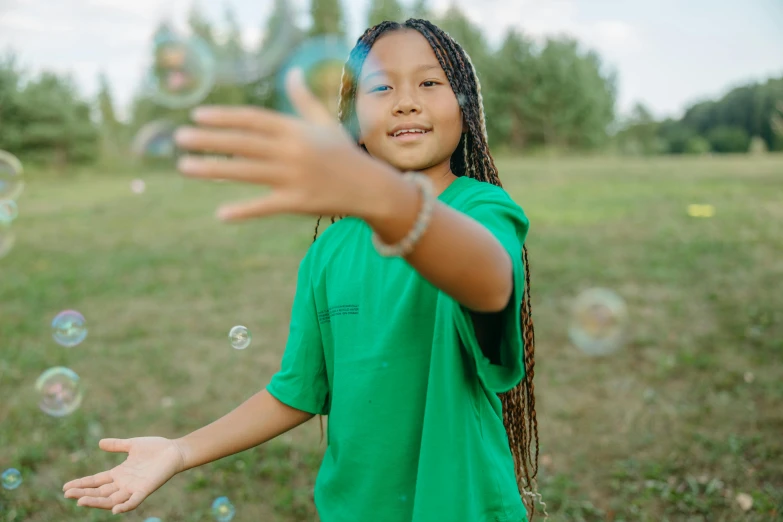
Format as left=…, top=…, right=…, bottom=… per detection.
left=144, top=518, right=162, bottom=522
left=52, top=310, right=87, bottom=347
left=144, top=30, right=216, bottom=109
left=568, top=288, right=628, bottom=356
left=36, top=367, right=83, bottom=417
left=229, top=325, right=251, bottom=350
left=131, top=120, right=177, bottom=159
left=276, top=35, right=357, bottom=118
left=0, top=221, right=15, bottom=259
left=211, top=496, right=235, bottom=522
left=131, top=179, right=146, bottom=194
left=0, top=200, right=18, bottom=223
left=215, top=1, right=297, bottom=85
left=1, top=469, right=22, bottom=490
left=0, top=150, right=23, bottom=201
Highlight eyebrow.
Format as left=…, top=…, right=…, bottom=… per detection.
left=361, top=64, right=442, bottom=83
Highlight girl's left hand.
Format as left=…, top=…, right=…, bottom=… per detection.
left=175, top=68, right=390, bottom=221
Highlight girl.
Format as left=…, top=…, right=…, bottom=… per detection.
left=63, top=19, right=540, bottom=521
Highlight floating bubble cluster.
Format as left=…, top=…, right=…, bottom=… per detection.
left=132, top=120, right=178, bottom=159
left=276, top=35, right=355, bottom=118
left=36, top=367, right=84, bottom=417
left=0, top=150, right=23, bottom=201
left=145, top=30, right=216, bottom=109
left=211, top=496, right=236, bottom=522
left=52, top=310, right=88, bottom=347
left=131, top=179, right=147, bottom=194
left=0, top=200, right=18, bottom=223
left=229, top=325, right=251, bottom=350
left=568, top=288, right=628, bottom=356
left=1, top=469, right=22, bottom=491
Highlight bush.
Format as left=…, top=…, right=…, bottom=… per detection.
left=706, top=125, right=750, bottom=153
left=748, top=135, right=768, bottom=155
left=685, top=136, right=711, bottom=155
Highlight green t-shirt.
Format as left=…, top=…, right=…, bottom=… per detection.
left=266, top=175, right=530, bottom=522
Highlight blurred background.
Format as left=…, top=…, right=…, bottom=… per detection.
left=0, top=0, right=781, bottom=521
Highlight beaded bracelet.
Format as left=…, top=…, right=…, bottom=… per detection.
left=371, top=172, right=436, bottom=258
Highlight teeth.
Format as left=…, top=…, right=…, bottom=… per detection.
left=393, top=129, right=427, bottom=137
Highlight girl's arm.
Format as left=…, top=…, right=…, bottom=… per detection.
left=175, top=389, right=313, bottom=471
left=363, top=175, right=514, bottom=314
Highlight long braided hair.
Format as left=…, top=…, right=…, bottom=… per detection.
left=311, top=19, right=541, bottom=518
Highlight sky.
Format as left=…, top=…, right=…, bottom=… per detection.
left=0, top=0, right=781, bottom=121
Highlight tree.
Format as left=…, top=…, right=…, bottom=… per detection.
left=367, top=0, right=405, bottom=27
left=411, top=0, right=430, bottom=19
left=187, top=3, right=217, bottom=47
left=522, top=38, right=616, bottom=149
left=96, top=72, right=119, bottom=132
left=616, top=102, right=662, bottom=155
left=706, top=125, right=750, bottom=153
left=0, top=52, right=24, bottom=152
left=310, top=0, right=347, bottom=38
left=14, top=72, right=99, bottom=169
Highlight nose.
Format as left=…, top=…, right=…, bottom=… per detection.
left=392, top=89, right=422, bottom=115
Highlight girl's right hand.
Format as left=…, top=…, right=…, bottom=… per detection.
left=62, top=437, right=186, bottom=514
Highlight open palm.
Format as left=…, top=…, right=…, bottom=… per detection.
left=63, top=437, right=185, bottom=514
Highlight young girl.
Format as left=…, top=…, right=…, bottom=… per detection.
left=63, top=19, right=540, bottom=521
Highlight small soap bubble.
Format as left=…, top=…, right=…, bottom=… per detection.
left=1, top=469, right=22, bottom=490
left=131, top=120, right=177, bottom=159
left=52, top=310, right=87, bottom=347
left=568, top=288, right=628, bottom=356
left=216, top=1, right=296, bottom=85
left=145, top=30, right=216, bottom=109
left=276, top=35, right=358, bottom=119
left=211, top=496, right=236, bottom=522
left=0, top=221, right=15, bottom=259
left=0, top=200, right=18, bottom=223
left=144, top=518, right=163, bottom=522
left=131, top=179, right=146, bottom=194
left=36, top=367, right=83, bottom=417
left=229, top=325, right=251, bottom=350
left=0, top=150, right=24, bottom=201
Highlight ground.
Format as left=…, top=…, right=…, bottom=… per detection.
left=1, top=154, right=781, bottom=521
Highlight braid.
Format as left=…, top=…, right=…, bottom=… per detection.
left=310, top=18, right=541, bottom=519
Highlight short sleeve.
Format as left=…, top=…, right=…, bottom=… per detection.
left=451, top=191, right=529, bottom=393
left=266, top=250, right=330, bottom=415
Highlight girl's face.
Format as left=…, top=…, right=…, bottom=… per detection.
left=355, top=29, right=465, bottom=173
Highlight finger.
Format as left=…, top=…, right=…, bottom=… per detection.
left=65, top=483, right=118, bottom=499
left=217, top=193, right=292, bottom=222
left=77, top=489, right=130, bottom=510
left=99, top=438, right=131, bottom=453
left=112, top=491, right=146, bottom=514
left=286, top=68, right=335, bottom=125
left=63, top=471, right=113, bottom=491
left=190, top=105, right=293, bottom=135
left=178, top=155, right=284, bottom=185
left=174, top=127, right=277, bottom=160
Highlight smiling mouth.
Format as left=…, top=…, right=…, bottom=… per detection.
left=389, top=129, right=431, bottom=141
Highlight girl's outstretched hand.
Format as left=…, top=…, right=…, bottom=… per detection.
left=62, top=437, right=186, bottom=514
left=175, top=68, right=391, bottom=222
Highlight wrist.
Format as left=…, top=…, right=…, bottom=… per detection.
left=359, top=166, right=420, bottom=240
left=172, top=437, right=190, bottom=473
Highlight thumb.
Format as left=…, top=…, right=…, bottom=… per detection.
left=286, top=68, right=334, bottom=126
left=217, top=192, right=291, bottom=222
left=99, top=438, right=131, bottom=453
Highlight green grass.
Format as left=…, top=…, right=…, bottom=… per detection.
left=1, top=154, right=782, bottom=521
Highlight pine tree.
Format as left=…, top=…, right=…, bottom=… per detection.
left=310, top=0, right=346, bottom=38
left=367, top=0, right=405, bottom=27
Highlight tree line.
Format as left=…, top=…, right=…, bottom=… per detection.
left=0, top=0, right=781, bottom=171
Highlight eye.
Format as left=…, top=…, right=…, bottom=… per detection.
left=369, top=85, right=390, bottom=93
left=422, top=81, right=439, bottom=87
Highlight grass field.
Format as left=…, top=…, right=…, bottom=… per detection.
left=1, top=155, right=781, bottom=522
